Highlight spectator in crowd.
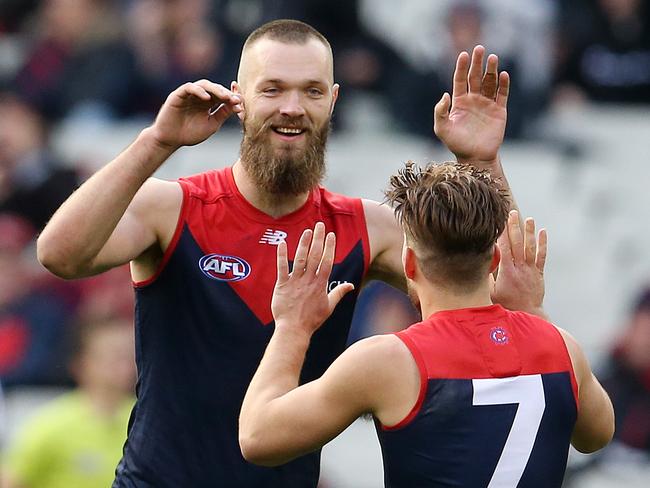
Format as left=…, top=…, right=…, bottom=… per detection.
left=564, top=285, right=650, bottom=486
left=555, top=0, right=650, bottom=104
left=0, top=214, right=72, bottom=387
left=601, top=286, right=650, bottom=453
left=125, top=0, right=239, bottom=118
left=0, top=92, right=78, bottom=231
left=1, top=316, right=136, bottom=488
left=11, top=0, right=140, bottom=121
left=359, top=0, right=556, bottom=138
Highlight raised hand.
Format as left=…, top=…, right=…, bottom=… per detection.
left=491, top=210, right=547, bottom=318
left=271, top=223, right=354, bottom=335
left=434, top=45, right=509, bottom=164
left=149, top=80, right=243, bottom=150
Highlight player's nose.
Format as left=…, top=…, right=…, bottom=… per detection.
left=278, top=90, right=306, bottom=118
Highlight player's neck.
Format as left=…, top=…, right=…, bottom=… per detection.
left=417, top=279, right=493, bottom=319
left=232, top=160, right=311, bottom=218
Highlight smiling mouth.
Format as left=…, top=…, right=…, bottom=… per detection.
left=272, top=127, right=306, bottom=137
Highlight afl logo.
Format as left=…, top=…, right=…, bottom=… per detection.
left=199, top=254, right=251, bottom=282
left=490, top=327, right=509, bottom=345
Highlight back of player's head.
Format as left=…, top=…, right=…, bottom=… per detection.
left=385, top=161, right=510, bottom=289
left=242, top=19, right=331, bottom=53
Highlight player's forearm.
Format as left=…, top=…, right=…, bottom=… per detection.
left=37, top=128, right=174, bottom=278
left=239, top=325, right=312, bottom=461
left=457, top=155, right=520, bottom=215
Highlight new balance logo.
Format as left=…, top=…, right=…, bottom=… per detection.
left=259, top=229, right=287, bottom=245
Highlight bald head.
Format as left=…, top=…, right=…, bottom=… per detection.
left=237, top=19, right=334, bottom=88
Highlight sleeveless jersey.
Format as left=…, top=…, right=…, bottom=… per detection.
left=375, top=304, right=579, bottom=488
left=113, top=167, right=370, bottom=487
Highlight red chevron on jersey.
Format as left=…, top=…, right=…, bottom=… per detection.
left=136, top=167, right=370, bottom=325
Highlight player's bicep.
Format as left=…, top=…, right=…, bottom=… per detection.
left=264, top=378, right=366, bottom=462
left=557, top=327, right=615, bottom=453
left=88, top=179, right=181, bottom=276
left=241, top=346, right=375, bottom=466
left=571, top=369, right=615, bottom=453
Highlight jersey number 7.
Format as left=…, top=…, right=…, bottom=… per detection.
left=473, top=374, right=546, bottom=487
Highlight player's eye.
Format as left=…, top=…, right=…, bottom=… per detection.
left=307, top=88, right=323, bottom=97
left=263, top=87, right=279, bottom=96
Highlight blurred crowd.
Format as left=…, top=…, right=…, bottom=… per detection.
left=0, top=0, right=649, bottom=486
left=0, top=0, right=648, bottom=134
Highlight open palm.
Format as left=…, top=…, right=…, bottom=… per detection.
left=434, top=46, right=509, bottom=163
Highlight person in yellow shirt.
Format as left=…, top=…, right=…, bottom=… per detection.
left=2, top=316, right=135, bottom=488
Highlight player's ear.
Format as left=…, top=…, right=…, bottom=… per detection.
left=403, top=245, right=417, bottom=281
left=231, top=81, right=245, bottom=121
left=329, top=83, right=339, bottom=116
left=489, top=243, right=500, bottom=274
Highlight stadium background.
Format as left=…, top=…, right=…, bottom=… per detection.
left=0, top=0, right=649, bottom=486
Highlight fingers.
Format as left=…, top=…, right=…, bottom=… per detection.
left=452, top=51, right=470, bottom=98
left=177, top=82, right=212, bottom=101
left=504, top=212, right=546, bottom=272
left=328, top=282, right=355, bottom=310
left=496, top=71, right=510, bottom=108
left=453, top=46, right=508, bottom=106
left=467, top=45, right=485, bottom=93
left=306, top=222, right=326, bottom=274
left=536, top=228, right=547, bottom=273
left=276, top=241, right=289, bottom=284
left=524, top=218, right=536, bottom=265
left=194, top=79, right=242, bottom=109
left=497, top=227, right=513, bottom=270
left=433, top=92, right=451, bottom=131
left=481, top=54, right=499, bottom=99
left=507, top=210, right=525, bottom=265
left=317, top=232, right=336, bottom=281
left=292, top=228, right=313, bottom=275
left=176, top=80, right=243, bottom=117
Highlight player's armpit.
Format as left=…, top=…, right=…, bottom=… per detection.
left=362, top=199, right=406, bottom=291
left=557, top=327, right=615, bottom=453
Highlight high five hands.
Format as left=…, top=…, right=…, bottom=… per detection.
left=271, top=223, right=355, bottom=335
left=492, top=210, right=548, bottom=318
left=434, top=45, right=509, bottom=164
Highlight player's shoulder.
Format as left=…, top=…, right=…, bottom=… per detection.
left=343, top=334, right=414, bottom=376
left=131, top=177, right=183, bottom=221
left=361, top=198, right=393, bottom=220
left=506, top=308, right=558, bottom=332
left=317, top=185, right=363, bottom=216
left=178, top=167, right=231, bottom=201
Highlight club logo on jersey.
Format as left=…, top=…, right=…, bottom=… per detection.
left=490, top=327, right=509, bottom=345
left=199, top=254, right=251, bottom=282
left=259, top=229, right=287, bottom=245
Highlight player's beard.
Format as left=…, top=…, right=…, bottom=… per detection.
left=239, top=114, right=329, bottom=196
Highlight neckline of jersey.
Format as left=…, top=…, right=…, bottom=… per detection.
left=225, top=166, right=321, bottom=225
left=425, top=303, right=507, bottom=322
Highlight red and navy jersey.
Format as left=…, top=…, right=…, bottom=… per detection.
left=113, top=167, right=370, bottom=487
left=375, top=305, right=579, bottom=488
